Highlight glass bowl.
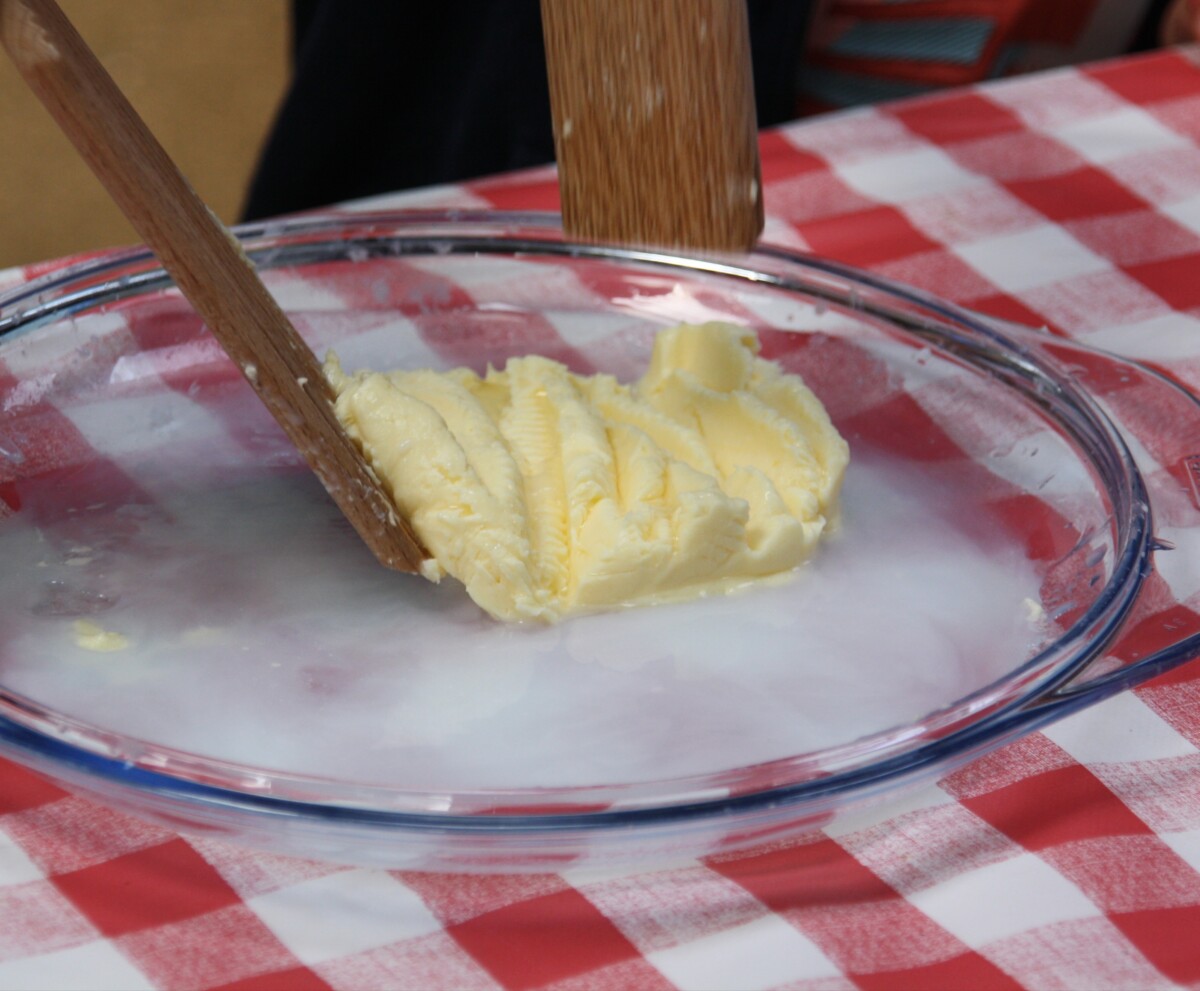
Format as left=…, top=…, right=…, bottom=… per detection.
left=1, top=211, right=1197, bottom=872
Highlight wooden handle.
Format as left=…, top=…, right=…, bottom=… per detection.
left=0, top=0, right=427, bottom=572
left=541, top=0, right=764, bottom=252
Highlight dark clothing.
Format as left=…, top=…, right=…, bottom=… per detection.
left=241, top=1, right=816, bottom=221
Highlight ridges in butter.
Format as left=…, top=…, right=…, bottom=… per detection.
left=327, top=322, right=849, bottom=622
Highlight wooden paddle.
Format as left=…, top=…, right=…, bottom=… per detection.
left=0, top=0, right=428, bottom=572
left=541, top=0, right=764, bottom=252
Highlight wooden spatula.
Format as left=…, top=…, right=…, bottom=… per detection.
left=541, top=0, right=764, bottom=252
left=0, top=0, right=427, bottom=572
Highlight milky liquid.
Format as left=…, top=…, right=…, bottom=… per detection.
left=0, top=449, right=1049, bottom=793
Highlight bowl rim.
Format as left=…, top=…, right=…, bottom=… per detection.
left=0, top=209, right=1156, bottom=833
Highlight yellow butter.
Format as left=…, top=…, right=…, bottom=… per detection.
left=327, top=322, right=849, bottom=622
left=73, top=619, right=130, bottom=652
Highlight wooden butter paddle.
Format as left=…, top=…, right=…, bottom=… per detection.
left=0, top=0, right=427, bottom=572
left=541, top=0, right=764, bottom=252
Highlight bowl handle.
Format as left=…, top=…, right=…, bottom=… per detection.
left=977, top=316, right=1200, bottom=717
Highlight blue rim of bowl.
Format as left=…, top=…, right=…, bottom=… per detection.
left=0, top=209, right=1173, bottom=834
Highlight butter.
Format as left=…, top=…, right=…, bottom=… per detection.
left=73, top=619, right=130, bottom=652
left=327, top=323, right=849, bottom=622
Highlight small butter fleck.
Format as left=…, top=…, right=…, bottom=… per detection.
left=180, top=625, right=223, bottom=646
left=244, top=363, right=258, bottom=383
left=73, top=620, right=130, bottom=653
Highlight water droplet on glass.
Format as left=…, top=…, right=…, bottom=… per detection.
left=32, top=580, right=117, bottom=617
left=1049, top=601, right=1077, bottom=621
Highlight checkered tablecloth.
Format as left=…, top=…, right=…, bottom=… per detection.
left=3, top=46, right=1200, bottom=991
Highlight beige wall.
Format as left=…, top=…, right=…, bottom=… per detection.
left=0, top=0, right=288, bottom=271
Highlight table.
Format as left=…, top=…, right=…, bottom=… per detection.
left=3, top=46, right=1200, bottom=991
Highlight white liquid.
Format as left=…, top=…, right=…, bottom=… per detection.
left=0, top=448, right=1049, bottom=795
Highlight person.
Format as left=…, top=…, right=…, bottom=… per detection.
left=1162, top=0, right=1200, bottom=43
left=796, top=0, right=1196, bottom=114
left=240, top=0, right=815, bottom=221
left=242, top=0, right=1198, bottom=223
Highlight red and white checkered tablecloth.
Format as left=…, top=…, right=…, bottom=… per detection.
left=3, top=46, right=1200, bottom=991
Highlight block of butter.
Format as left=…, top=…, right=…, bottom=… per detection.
left=326, top=322, right=849, bottom=622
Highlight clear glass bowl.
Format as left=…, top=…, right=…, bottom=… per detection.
left=1, top=211, right=1197, bottom=872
